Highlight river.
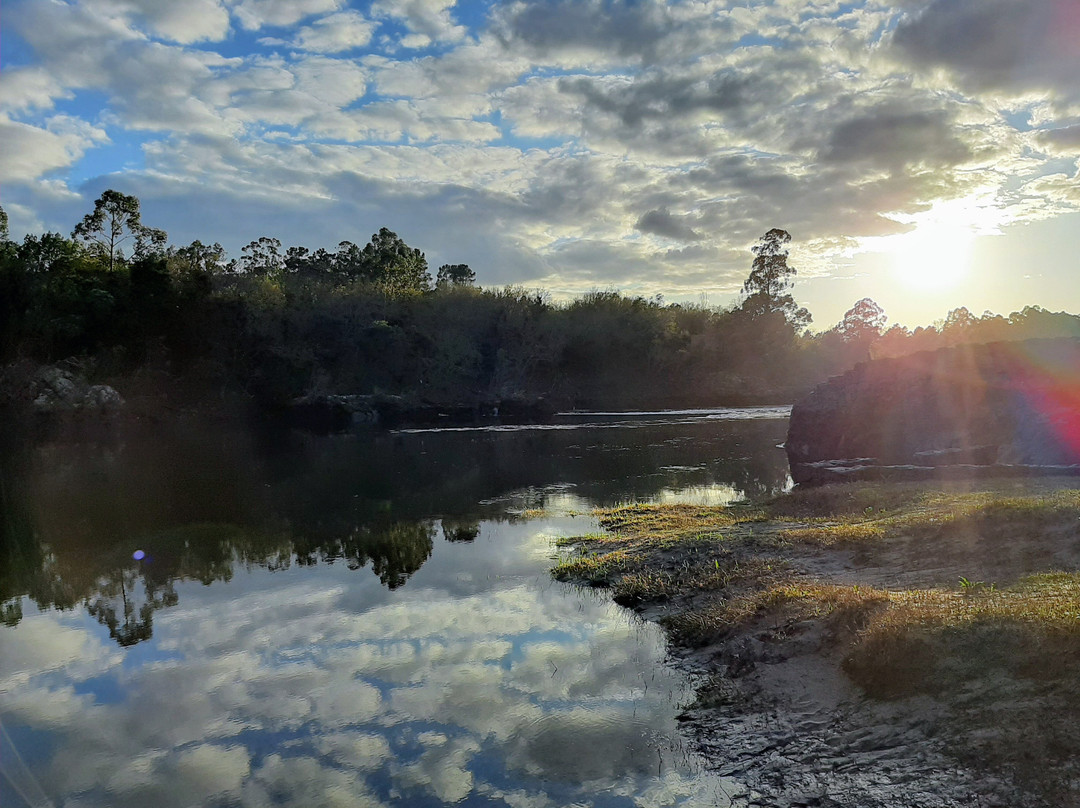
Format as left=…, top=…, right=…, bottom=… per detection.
left=0, top=408, right=791, bottom=808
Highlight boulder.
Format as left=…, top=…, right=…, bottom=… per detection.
left=27, top=364, right=125, bottom=414
left=787, top=339, right=1080, bottom=484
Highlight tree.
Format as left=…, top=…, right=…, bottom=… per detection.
left=72, top=190, right=166, bottom=271
left=743, top=228, right=794, bottom=298
left=0, top=205, right=9, bottom=242
left=361, top=228, right=431, bottom=293
left=436, top=263, right=476, bottom=288
left=738, top=228, right=810, bottom=331
left=238, top=237, right=284, bottom=277
left=837, top=298, right=886, bottom=342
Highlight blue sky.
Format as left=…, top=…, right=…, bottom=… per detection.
left=2, top=0, right=1079, bottom=328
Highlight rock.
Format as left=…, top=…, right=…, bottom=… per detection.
left=787, top=339, right=1080, bottom=485
left=85, top=384, right=125, bottom=411
left=27, top=363, right=124, bottom=414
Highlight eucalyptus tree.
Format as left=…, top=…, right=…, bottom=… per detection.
left=72, top=190, right=167, bottom=270
left=436, top=263, right=476, bottom=288
left=739, top=228, right=810, bottom=331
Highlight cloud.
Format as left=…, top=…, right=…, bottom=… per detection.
left=107, top=0, right=232, bottom=43
left=892, top=0, right=1080, bottom=98
left=373, top=0, right=468, bottom=47
left=0, top=67, right=72, bottom=115
left=1037, top=125, right=1080, bottom=153
left=634, top=207, right=703, bottom=241
left=493, top=0, right=690, bottom=65
left=557, top=71, right=766, bottom=128
left=293, top=11, right=377, bottom=53
left=228, top=0, right=343, bottom=31
left=394, top=734, right=480, bottom=803
left=6, top=0, right=1080, bottom=309
left=241, top=754, right=385, bottom=808
left=820, top=105, right=974, bottom=169
left=0, top=115, right=108, bottom=183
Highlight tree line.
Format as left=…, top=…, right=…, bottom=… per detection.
left=2, top=191, right=1079, bottom=413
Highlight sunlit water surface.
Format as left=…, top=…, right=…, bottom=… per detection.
left=0, top=408, right=790, bottom=808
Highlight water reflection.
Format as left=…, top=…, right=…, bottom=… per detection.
left=0, top=409, right=790, bottom=639
left=2, top=521, right=740, bottom=807
left=0, top=410, right=787, bottom=807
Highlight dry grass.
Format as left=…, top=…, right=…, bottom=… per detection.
left=777, top=523, right=886, bottom=546
left=551, top=548, right=634, bottom=585
left=596, top=503, right=747, bottom=543
left=763, top=483, right=1080, bottom=549
left=845, top=572, right=1080, bottom=695
left=613, top=557, right=783, bottom=607
left=551, top=481, right=1080, bottom=804
left=664, top=581, right=890, bottom=647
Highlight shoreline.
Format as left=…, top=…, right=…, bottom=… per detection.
left=551, top=478, right=1080, bottom=806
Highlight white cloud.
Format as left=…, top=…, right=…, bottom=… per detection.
left=6, top=0, right=1080, bottom=308
left=395, top=735, right=480, bottom=803
left=104, top=0, right=233, bottom=43
left=228, top=0, right=343, bottom=31
left=241, top=754, right=385, bottom=808
left=172, top=744, right=252, bottom=802
left=293, top=11, right=377, bottom=53
left=373, top=0, right=468, bottom=47
left=0, top=67, right=71, bottom=115
left=0, top=115, right=108, bottom=184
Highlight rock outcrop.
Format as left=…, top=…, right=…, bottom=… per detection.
left=29, top=365, right=125, bottom=414
left=787, top=339, right=1080, bottom=484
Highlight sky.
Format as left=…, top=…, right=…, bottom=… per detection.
left=1, top=0, right=1079, bottom=329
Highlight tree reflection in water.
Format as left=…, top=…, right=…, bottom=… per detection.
left=0, top=410, right=790, bottom=646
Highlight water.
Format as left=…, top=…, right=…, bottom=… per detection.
left=0, top=408, right=790, bottom=808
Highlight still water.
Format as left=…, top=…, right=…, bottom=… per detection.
left=0, top=408, right=791, bottom=808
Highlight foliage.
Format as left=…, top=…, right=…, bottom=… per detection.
left=436, top=263, right=476, bottom=288
left=743, top=228, right=795, bottom=298
left=72, top=189, right=166, bottom=271
left=837, top=297, right=886, bottom=342
left=3, top=191, right=1080, bottom=410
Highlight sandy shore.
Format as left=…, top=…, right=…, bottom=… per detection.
left=553, top=479, right=1080, bottom=807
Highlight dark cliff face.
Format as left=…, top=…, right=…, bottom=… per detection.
left=786, top=339, right=1080, bottom=484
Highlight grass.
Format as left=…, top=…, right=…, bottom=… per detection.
left=595, top=502, right=753, bottom=542
left=550, top=481, right=1080, bottom=803
left=777, top=523, right=886, bottom=545
left=551, top=548, right=634, bottom=585
left=763, top=482, right=1080, bottom=548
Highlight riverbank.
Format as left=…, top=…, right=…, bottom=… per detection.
left=552, top=479, right=1080, bottom=806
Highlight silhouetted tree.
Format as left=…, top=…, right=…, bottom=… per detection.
left=744, top=228, right=795, bottom=298
left=72, top=190, right=166, bottom=271
left=361, top=228, right=431, bottom=293
left=239, top=236, right=284, bottom=277
left=739, top=229, right=810, bottom=332
left=838, top=298, right=886, bottom=342
left=436, top=263, right=476, bottom=288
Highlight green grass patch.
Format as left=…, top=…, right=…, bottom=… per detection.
left=778, top=523, right=887, bottom=546
left=551, top=549, right=634, bottom=585
left=553, top=533, right=608, bottom=547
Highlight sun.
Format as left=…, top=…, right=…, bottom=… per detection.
left=879, top=197, right=1003, bottom=291
left=890, top=219, right=975, bottom=290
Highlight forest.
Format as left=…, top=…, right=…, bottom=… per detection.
left=3, top=190, right=1080, bottom=418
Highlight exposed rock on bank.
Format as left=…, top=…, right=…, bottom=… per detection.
left=2, top=359, right=125, bottom=416
left=787, top=338, right=1080, bottom=484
